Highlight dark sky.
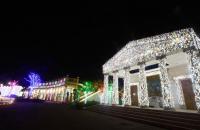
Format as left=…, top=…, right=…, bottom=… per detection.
left=0, top=2, right=200, bottom=86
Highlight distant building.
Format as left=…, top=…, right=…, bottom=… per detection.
left=102, top=28, right=200, bottom=111
left=0, top=84, right=23, bottom=97
left=24, top=76, right=79, bottom=103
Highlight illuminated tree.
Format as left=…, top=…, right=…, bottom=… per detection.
left=78, top=81, right=95, bottom=104
left=25, top=72, right=42, bottom=87
left=24, top=72, right=42, bottom=98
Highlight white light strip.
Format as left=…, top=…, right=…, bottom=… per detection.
left=103, top=28, right=196, bottom=74
left=80, top=91, right=101, bottom=102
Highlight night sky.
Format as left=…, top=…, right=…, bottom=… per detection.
left=0, top=2, right=200, bottom=86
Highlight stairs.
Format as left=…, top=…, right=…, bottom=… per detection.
left=87, top=105, right=200, bottom=130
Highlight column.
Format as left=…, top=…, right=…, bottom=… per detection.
left=159, top=57, right=174, bottom=110
left=122, top=68, right=131, bottom=106
left=103, top=74, right=109, bottom=104
left=138, top=63, right=149, bottom=107
left=187, top=50, right=200, bottom=112
left=112, top=73, right=119, bottom=105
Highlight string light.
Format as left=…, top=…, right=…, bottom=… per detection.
left=103, top=28, right=195, bottom=74
left=25, top=72, right=42, bottom=87
left=0, top=83, right=23, bottom=97
left=8, top=80, right=18, bottom=86
left=138, top=63, right=149, bottom=107
left=102, top=28, right=200, bottom=111
left=112, top=73, right=119, bottom=105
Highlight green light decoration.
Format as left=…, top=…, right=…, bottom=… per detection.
left=77, top=81, right=96, bottom=104
left=108, top=83, right=113, bottom=91
left=108, top=83, right=113, bottom=104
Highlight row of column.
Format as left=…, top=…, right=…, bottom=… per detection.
left=102, top=52, right=200, bottom=111
left=102, top=57, right=174, bottom=109
left=102, top=68, right=131, bottom=106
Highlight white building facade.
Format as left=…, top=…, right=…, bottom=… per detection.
left=101, top=28, right=200, bottom=111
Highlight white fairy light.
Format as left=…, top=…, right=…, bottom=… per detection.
left=138, top=63, right=149, bottom=107
left=103, top=28, right=194, bottom=74
left=159, top=57, right=174, bottom=109
left=102, top=75, right=109, bottom=104
left=122, top=68, right=131, bottom=106
left=112, top=73, right=119, bottom=105
left=102, top=28, right=200, bottom=111
left=187, top=50, right=200, bottom=111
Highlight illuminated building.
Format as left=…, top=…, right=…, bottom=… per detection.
left=101, top=28, right=200, bottom=111
left=0, top=82, right=23, bottom=97
left=28, top=76, right=79, bottom=103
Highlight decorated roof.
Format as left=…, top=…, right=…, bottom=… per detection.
left=103, top=28, right=200, bottom=74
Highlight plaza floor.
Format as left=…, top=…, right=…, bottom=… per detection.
left=0, top=102, right=165, bottom=130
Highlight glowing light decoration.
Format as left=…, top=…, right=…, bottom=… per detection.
left=103, top=75, right=109, bottom=104
left=80, top=90, right=101, bottom=103
left=103, top=28, right=195, bottom=74
left=112, top=73, right=119, bottom=105
left=186, top=49, right=200, bottom=111
left=102, top=28, right=200, bottom=111
left=24, top=72, right=42, bottom=98
left=159, top=57, right=174, bottom=109
left=0, top=96, right=15, bottom=105
left=138, top=63, right=149, bottom=107
left=107, top=83, right=112, bottom=105
left=0, top=83, right=23, bottom=97
left=122, top=68, right=131, bottom=106
left=25, top=72, right=42, bottom=87
left=8, top=80, right=18, bottom=86
left=78, top=81, right=95, bottom=104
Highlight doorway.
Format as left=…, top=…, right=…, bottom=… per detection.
left=108, top=76, right=113, bottom=105
left=118, top=78, right=124, bottom=105
left=180, top=78, right=196, bottom=110
left=147, top=75, right=163, bottom=108
left=130, top=85, right=138, bottom=106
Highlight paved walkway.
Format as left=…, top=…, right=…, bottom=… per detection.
left=0, top=102, right=165, bottom=130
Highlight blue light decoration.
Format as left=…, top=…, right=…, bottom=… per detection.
left=24, top=72, right=42, bottom=98
left=25, top=72, right=42, bottom=87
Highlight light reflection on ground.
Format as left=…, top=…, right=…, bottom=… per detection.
left=0, top=96, right=15, bottom=105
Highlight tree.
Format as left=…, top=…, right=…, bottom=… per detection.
left=78, top=81, right=95, bottom=104
left=24, top=72, right=42, bottom=98
left=25, top=72, right=42, bottom=87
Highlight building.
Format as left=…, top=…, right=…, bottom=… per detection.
left=25, top=76, right=79, bottom=103
left=0, top=83, right=23, bottom=97
left=101, top=28, right=200, bottom=111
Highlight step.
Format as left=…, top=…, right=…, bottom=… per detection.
left=87, top=105, right=200, bottom=130
left=90, top=106, right=200, bottom=124
left=96, top=105, right=200, bottom=120
left=89, top=108, right=200, bottom=129
left=89, top=109, right=194, bottom=130
left=92, top=106, right=200, bottom=122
